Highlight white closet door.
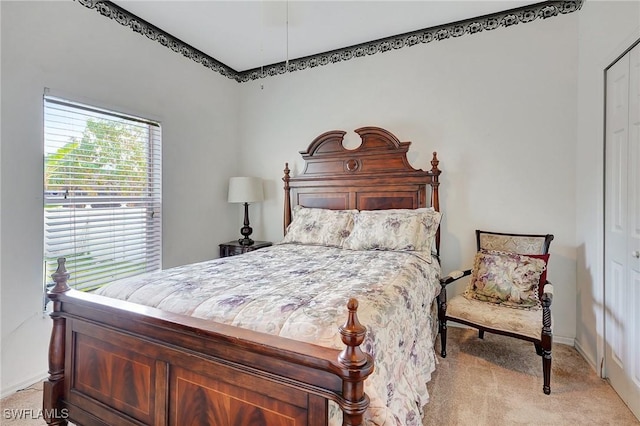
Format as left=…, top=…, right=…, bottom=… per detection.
left=605, top=42, right=640, bottom=421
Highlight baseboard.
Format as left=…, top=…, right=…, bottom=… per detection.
left=1, top=371, right=48, bottom=400
left=574, top=339, right=598, bottom=373
left=554, top=335, right=576, bottom=346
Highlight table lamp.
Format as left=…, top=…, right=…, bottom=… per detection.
left=228, top=177, right=264, bottom=245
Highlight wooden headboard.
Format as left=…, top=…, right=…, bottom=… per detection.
left=283, top=126, right=441, bottom=250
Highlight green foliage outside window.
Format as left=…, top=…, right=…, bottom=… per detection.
left=45, top=118, right=149, bottom=198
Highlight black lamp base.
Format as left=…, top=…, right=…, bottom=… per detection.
left=238, top=237, right=254, bottom=246
left=238, top=203, right=254, bottom=246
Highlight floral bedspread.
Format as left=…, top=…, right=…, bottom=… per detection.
left=95, top=243, right=441, bottom=425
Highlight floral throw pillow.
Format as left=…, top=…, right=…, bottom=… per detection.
left=525, top=253, right=550, bottom=298
left=342, top=208, right=441, bottom=261
left=464, top=249, right=547, bottom=310
left=280, top=206, right=356, bottom=247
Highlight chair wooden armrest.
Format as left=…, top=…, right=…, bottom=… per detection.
left=437, top=269, right=472, bottom=358
left=439, top=269, right=472, bottom=286
left=541, top=281, right=554, bottom=328
left=438, top=269, right=471, bottom=317
left=542, top=282, right=554, bottom=298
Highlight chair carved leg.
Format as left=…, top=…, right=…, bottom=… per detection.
left=440, top=321, right=447, bottom=358
left=541, top=291, right=553, bottom=395
left=437, top=291, right=447, bottom=358
left=542, top=349, right=552, bottom=395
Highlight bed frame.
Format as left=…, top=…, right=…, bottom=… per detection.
left=43, top=126, right=441, bottom=426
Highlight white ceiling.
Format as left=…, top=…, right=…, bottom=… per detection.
left=111, top=1, right=540, bottom=72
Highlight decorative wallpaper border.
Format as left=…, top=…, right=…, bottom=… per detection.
left=77, top=0, right=584, bottom=83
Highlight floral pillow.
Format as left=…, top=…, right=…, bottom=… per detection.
left=464, top=249, right=547, bottom=310
left=280, top=206, right=356, bottom=247
left=342, top=208, right=441, bottom=261
left=525, top=253, right=551, bottom=298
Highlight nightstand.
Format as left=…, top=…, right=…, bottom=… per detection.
left=219, top=240, right=272, bottom=258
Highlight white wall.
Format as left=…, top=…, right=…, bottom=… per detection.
left=238, top=12, right=579, bottom=343
left=0, top=1, right=241, bottom=396
left=575, top=0, right=640, bottom=371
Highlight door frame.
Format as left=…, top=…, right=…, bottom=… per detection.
left=600, top=32, right=640, bottom=377
left=602, top=37, right=640, bottom=417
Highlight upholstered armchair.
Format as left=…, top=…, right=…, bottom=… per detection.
left=438, top=230, right=554, bottom=394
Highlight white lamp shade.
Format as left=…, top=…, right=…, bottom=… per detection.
left=228, top=177, right=264, bottom=203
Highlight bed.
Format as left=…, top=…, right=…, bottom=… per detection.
left=43, top=126, right=442, bottom=426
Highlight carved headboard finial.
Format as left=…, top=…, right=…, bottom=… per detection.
left=50, top=257, right=71, bottom=294
left=338, top=298, right=368, bottom=367
left=283, top=163, right=291, bottom=236
left=430, top=152, right=440, bottom=175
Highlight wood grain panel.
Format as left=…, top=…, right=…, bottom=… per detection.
left=358, top=157, right=407, bottom=172
left=357, top=191, right=418, bottom=210
left=73, top=333, right=154, bottom=424
left=171, top=366, right=307, bottom=426
left=304, top=160, right=345, bottom=175
left=297, top=192, right=350, bottom=210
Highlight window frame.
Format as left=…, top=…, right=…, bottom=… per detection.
left=43, top=95, right=162, bottom=294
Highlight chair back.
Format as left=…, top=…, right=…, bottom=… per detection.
left=476, top=230, right=554, bottom=299
left=476, top=230, right=553, bottom=255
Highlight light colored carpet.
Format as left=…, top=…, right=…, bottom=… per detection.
left=0, top=383, right=50, bottom=426
left=424, top=327, right=639, bottom=425
left=1, top=327, right=637, bottom=425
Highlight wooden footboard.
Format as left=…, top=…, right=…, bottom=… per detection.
left=43, top=259, right=374, bottom=426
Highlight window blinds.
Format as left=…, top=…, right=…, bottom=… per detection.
left=44, top=96, right=161, bottom=291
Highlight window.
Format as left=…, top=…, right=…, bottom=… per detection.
left=44, top=96, right=161, bottom=292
